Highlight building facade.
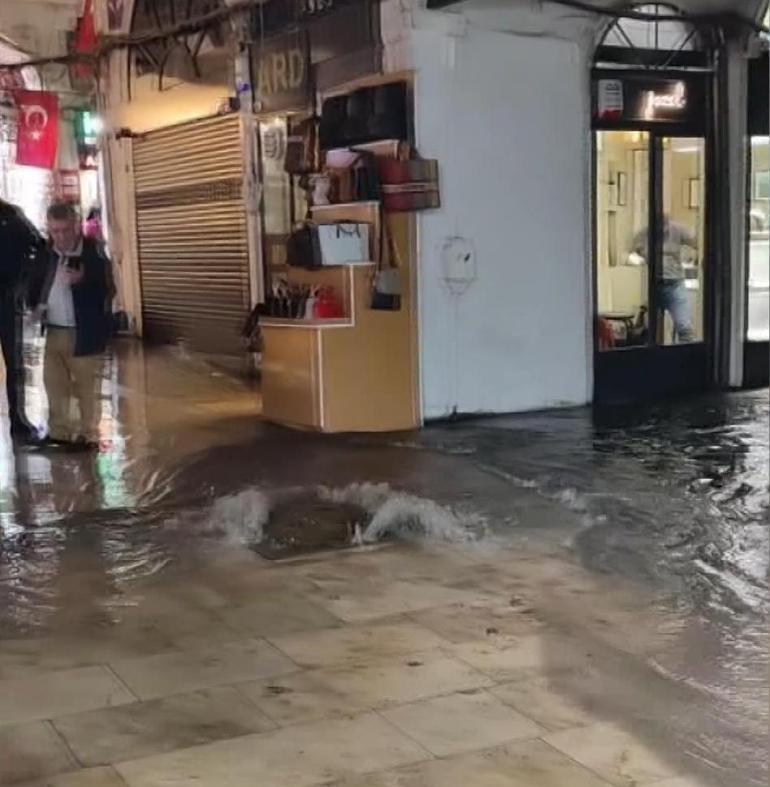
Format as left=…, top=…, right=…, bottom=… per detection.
left=95, top=0, right=769, bottom=424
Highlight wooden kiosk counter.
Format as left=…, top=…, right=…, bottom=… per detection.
left=260, top=202, right=420, bottom=432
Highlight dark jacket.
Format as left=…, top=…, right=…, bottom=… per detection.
left=28, top=236, right=113, bottom=357
left=0, top=200, right=45, bottom=296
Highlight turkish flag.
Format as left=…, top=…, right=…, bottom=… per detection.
left=15, top=90, right=59, bottom=170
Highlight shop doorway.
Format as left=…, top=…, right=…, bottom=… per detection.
left=591, top=6, right=716, bottom=403
left=594, top=129, right=710, bottom=401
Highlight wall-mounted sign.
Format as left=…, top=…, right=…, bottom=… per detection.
left=253, top=31, right=310, bottom=113
left=597, top=79, right=623, bottom=121
left=74, top=110, right=99, bottom=170
left=251, top=0, right=380, bottom=101
left=641, top=81, right=686, bottom=120
left=592, top=71, right=706, bottom=129
left=74, top=110, right=99, bottom=145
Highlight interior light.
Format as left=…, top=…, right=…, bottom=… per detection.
left=751, top=136, right=770, bottom=146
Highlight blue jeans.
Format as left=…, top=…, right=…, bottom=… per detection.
left=658, top=279, right=694, bottom=343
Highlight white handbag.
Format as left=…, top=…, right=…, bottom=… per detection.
left=316, top=223, right=370, bottom=266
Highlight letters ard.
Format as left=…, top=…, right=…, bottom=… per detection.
left=258, top=46, right=306, bottom=97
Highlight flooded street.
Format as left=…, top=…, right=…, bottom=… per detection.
left=0, top=341, right=767, bottom=786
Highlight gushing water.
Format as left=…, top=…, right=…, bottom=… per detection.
left=201, top=482, right=488, bottom=547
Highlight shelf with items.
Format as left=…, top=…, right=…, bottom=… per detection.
left=260, top=239, right=416, bottom=431
left=261, top=262, right=376, bottom=328
left=257, top=77, right=419, bottom=432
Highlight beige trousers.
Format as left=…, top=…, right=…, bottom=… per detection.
left=44, top=328, right=102, bottom=442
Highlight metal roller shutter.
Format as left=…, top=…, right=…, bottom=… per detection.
left=133, top=114, right=251, bottom=355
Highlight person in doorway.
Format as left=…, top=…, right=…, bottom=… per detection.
left=83, top=206, right=103, bottom=243
left=631, top=215, right=697, bottom=343
left=28, top=202, right=113, bottom=451
left=0, top=199, right=45, bottom=442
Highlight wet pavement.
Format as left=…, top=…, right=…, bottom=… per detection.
left=0, top=340, right=767, bottom=787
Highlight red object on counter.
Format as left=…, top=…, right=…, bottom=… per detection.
left=597, top=317, right=615, bottom=350
left=314, top=287, right=344, bottom=319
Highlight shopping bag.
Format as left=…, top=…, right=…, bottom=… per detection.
left=316, top=223, right=370, bottom=266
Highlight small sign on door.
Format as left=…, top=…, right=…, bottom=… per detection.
left=597, top=79, right=624, bottom=120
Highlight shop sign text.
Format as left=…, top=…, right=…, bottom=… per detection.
left=643, top=82, right=686, bottom=120
left=255, top=33, right=310, bottom=113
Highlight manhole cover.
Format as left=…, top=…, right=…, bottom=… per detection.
left=253, top=497, right=372, bottom=560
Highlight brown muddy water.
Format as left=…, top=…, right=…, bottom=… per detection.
left=0, top=342, right=767, bottom=786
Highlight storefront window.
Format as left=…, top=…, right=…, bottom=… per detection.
left=748, top=136, right=769, bottom=342
left=596, top=130, right=650, bottom=350
left=660, top=136, right=705, bottom=345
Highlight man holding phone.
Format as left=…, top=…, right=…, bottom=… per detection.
left=28, top=202, right=114, bottom=450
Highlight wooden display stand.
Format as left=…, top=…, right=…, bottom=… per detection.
left=260, top=201, right=419, bottom=432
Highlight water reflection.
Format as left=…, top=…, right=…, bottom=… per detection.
left=0, top=340, right=260, bottom=635
left=389, top=391, right=768, bottom=786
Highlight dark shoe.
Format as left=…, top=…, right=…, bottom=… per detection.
left=10, top=421, right=39, bottom=444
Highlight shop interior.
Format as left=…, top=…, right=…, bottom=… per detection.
left=596, top=130, right=706, bottom=350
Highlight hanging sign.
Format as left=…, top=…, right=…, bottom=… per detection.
left=252, top=0, right=379, bottom=95
left=53, top=170, right=81, bottom=203
left=253, top=31, right=310, bottom=113
left=15, top=90, right=59, bottom=170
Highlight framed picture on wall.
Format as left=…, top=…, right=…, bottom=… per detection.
left=687, top=178, right=700, bottom=209
left=607, top=166, right=617, bottom=209
left=616, top=172, right=627, bottom=206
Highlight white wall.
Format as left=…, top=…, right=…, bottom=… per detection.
left=411, top=19, right=593, bottom=418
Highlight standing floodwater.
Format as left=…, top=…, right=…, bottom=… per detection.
left=0, top=343, right=767, bottom=786
left=378, top=390, right=769, bottom=785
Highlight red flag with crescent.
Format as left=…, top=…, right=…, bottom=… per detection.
left=15, top=90, right=59, bottom=169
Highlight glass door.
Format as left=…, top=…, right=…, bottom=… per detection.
left=596, top=132, right=707, bottom=352
left=595, top=130, right=650, bottom=350
left=658, top=136, right=706, bottom=345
